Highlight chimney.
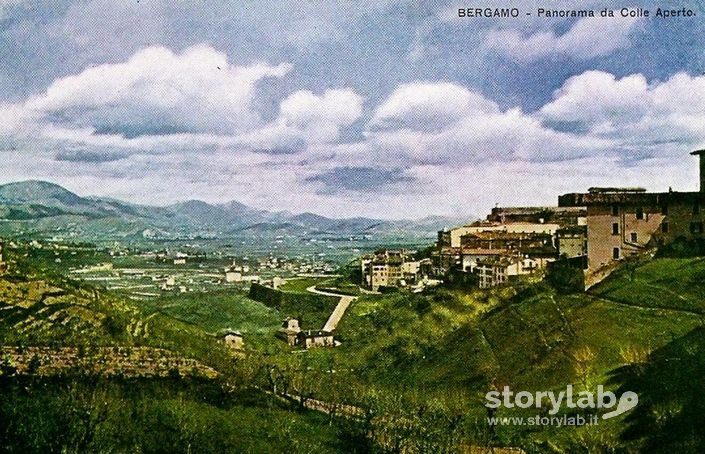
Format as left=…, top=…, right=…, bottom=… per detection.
left=691, top=149, right=705, bottom=193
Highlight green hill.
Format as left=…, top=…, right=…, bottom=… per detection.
left=3, top=242, right=705, bottom=452
left=0, top=247, right=363, bottom=453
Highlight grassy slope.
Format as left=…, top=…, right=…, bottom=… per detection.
left=324, top=258, right=705, bottom=451
left=5, top=244, right=705, bottom=452
left=0, top=248, right=359, bottom=452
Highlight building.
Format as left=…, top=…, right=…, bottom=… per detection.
left=460, top=230, right=555, bottom=252
left=362, top=249, right=425, bottom=291
left=277, top=318, right=301, bottom=346
left=438, top=221, right=563, bottom=249
left=486, top=206, right=586, bottom=225
left=0, top=242, right=6, bottom=274
left=558, top=150, right=705, bottom=282
left=222, top=330, right=244, bottom=350
left=272, top=276, right=285, bottom=289
left=296, top=330, right=335, bottom=349
left=475, top=255, right=544, bottom=289
left=476, top=256, right=512, bottom=289
left=436, top=221, right=559, bottom=278
left=556, top=225, right=588, bottom=259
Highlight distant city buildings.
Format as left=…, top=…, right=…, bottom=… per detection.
left=434, top=207, right=582, bottom=287
left=432, top=149, right=705, bottom=289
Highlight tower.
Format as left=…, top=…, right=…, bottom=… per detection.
left=690, top=149, right=705, bottom=192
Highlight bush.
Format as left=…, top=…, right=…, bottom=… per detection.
left=546, top=260, right=584, bottom=294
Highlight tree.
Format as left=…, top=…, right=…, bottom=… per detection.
left=546, top=259, right=584, bottom=294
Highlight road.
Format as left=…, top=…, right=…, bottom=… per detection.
left=306, top=285, right=358, bottom=332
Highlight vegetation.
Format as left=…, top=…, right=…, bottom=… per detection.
left=545, top=258, right=585, bottom=293
left=249, top=283, right=339, bottom=328
left=3, top=241, right=705, bottom=451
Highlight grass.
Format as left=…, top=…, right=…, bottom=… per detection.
left=7, top=244, right=705, bottom=452
left=138, top=289, right=281, bottom=334
left=279, top=277, right=328, bottom=293
left=590, top=257, right=705, bottom=313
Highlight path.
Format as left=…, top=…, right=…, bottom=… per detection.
left=306, top=285, right=358, bottom=332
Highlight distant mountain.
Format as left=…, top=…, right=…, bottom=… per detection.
left=0, top=180, right=476, bottom=241
left=0, top=180, right=84, bottom=207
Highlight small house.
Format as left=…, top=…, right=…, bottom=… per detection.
left=296, top=330, right=335, bottom=349
left=222, top=330, right=244, bottom=350
left=277, top=318, right=301, bottom=346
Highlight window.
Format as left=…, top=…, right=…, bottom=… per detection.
left=636, top=207, right=644, bottom=220
left=612, top=223, right=619, bottom=235
left=612, top=205, right=619, bottom=216
left=631, top=232, right=638, bottom=242
left=661, top=205, right=669, bottom=215
left=613, top=248, right=620, bottom=259
left=691, top=222, right=704, bottom=234
left=662, top=222, right=669, bottom=233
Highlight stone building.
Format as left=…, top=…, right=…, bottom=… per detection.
left=296, top=330, right=335, bottom=349
left=556, top=225, right=588, bottom=259
left=0, top=242, right=6, bottom=274
left=487, top=206, right=586, bottom=225
left=277, top=318, right=301, bottom=346
left=361, top=249, right=424, bottom=291
left=475, top=255, right=544, bottom=289
left=222, top=330, right=244, bottom=350
left=558, top=149, right=705, bottom=280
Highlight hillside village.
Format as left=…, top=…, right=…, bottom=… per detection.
left=363, top=149, right=705, bottom=291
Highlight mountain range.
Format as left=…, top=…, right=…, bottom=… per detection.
left=0, top=180, right=474, bottom=241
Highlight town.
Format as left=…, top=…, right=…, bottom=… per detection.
left=362, top=149, right=705, bottom=291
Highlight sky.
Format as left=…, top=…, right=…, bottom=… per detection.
left=0, top=0, right=704, bottom=219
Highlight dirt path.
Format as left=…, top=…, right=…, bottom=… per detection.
left=306, top=286, right=358, bottom=331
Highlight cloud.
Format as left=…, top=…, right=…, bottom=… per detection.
left=484, top=16, right=641, bottom=62
left=539, top=71, right=705, bottom=155
left=237, top=88, right=364, bottom=152
left=365, top=81, right=612, bottom=165
left=369, top=82, right=499, bottom=131
left=2, top=43, right=704, bottom=218
left=54, top=149, right=126, bottom=163
left=0, top=44, right=292, bottom=139
left=305, top=166, right=416, bottom=193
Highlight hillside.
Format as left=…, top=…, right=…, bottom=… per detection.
left=0, top=246, right=363, bottom=452
left=4, top=239, right=705, bottom=451
left=314, top=258, right=705, bottom=451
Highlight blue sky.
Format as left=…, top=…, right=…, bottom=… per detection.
left=0, top=0, right=704, bottom=218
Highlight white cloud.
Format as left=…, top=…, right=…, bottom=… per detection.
left=539, top=71, right=705, bottom=153
left=539, top=71, right=649, bottom=123
left=369, top=82, right=499, bottom=131
left=2, top=51, right=705, bottom=218
left=281, top=89, right=362, bottom=129
left=366, top=81, right=611, bottom=165
left=484, top=16, right=641, bottom=62
left=1, top=44, right=292, bottom=139
left=0, top=46, right=367, bottom=159
left=237, top=88, right=364, bottom=152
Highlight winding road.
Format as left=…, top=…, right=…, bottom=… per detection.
left=306, top=286, right=357, bottom=332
